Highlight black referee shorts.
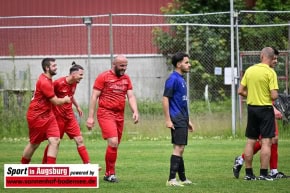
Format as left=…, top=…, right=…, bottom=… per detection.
left=246, top=105, right=275, bottom=139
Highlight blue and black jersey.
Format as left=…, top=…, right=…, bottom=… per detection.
left=163, top=71, right=189, bottom=128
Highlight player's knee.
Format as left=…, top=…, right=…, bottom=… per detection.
left=48, top=137, right=60, bottom=146
left=109, top=143, right=118, bottom=148
left=107, top=136, right=119, bottom=147
left=74, top=136, right=84, bottom=146
left=108, top=139, right=118, bottom=148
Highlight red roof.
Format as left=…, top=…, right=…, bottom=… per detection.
left=0, top=0, right=171, bottom=56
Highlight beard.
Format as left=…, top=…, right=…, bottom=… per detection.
left=114, top=69, right=125, bottom=77
left=49, top=68, right=57, bottom=76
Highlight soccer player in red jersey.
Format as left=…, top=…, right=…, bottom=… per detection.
left=86, top=55, right=139, bottom=182
left=42, top=62, right=91, bottom=164
left=20, top=58, right=71, bottom=164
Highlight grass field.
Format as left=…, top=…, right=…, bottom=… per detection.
left=1, top=137, right=290, bottom=193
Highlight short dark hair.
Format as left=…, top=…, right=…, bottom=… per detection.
left=171, top=52, right=189, bottom=67
left=41, top=58, right=55, bottom=72
left=70, top=61, right=84, bottom=74
left=271, top=47, right=279, bottom=55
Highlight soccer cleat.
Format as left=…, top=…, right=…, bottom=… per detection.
left=104, top=174, right=118, bottom=183
left=270, top=172, right=287, bottom=179
left=166, top=179, right=184, bottom=187
left=244, top=175, right=257, bottom=181
left=233, top=156, right=243, bottom=179
left=258, top=175, right=274, bottom=181
left=180, top=179, right=192, bottom=185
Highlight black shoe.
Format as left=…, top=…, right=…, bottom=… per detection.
left=271, top=172, right=287, bottom=179
left=244, top=175, right=256, bottom=181
left=104, top=174, right=118, bottom=183
left=233, top=156, right=243, bottom=179
left=258, top=175, right=273, bottom=181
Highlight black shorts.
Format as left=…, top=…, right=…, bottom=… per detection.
left=171, top=127, right=188, bottom=145
left=245, top=105, right=275, bottom=139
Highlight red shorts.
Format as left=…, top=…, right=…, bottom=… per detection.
left=56, top=115, right=81, bottom=139
left=27, top=113, right=60, bottom=144
left=97, top=107, right=124, bottom=142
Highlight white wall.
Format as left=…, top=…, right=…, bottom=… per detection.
left=0, top=55, right=170, bottom=105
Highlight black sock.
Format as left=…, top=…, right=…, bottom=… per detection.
left=169, top=155, right=181, bottom=180
left=178, top=157, right=186, bottom=181
left=260, top=169, right=268, bottom=176
left=245, top=168, right=254, bottom=176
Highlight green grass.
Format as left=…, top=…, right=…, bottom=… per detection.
left=1, top=138, right=290, bottom=193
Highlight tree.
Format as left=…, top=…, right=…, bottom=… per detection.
left=153, top=0, right=245, bottom=100
left=153, top=0, right=290, bottom=100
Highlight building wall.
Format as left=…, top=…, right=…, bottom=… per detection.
left=0, top=0, right=171, bottom=16
left=0, top=56, right=169, bottom=105
left=0, top=0, right=172, bottom=103
left=0, top=0, right=171, bottom=56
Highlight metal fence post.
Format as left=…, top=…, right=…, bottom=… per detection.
left=83, top=17, right=92, bottom=107
left=230, top=0, right=236, bottom=136
left=109, top=13, right=114, bottom=66
left=186, top=22, right=190, bottom=111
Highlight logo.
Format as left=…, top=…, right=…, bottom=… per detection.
left=4, top=164, right=99, bottom=188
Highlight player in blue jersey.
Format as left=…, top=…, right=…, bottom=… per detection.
left=162, top=52, right=194, bottom=187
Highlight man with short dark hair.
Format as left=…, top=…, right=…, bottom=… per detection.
left=42, top=61, right=91, bottom=164
left=163, top=52, right=194, bottom=187
left=20, top=58, right=70, bottom=164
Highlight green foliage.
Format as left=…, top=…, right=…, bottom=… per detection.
left=153, top=1, right=290, bottom=100
left=0, top=90, right=31, bottom=138
left=160, top=0, right=245, bottom=14
left=255, top=0, right=290, bottom=10
left=239, top=12, right=290, bottom=51
left=153, top=1, right=239, bottom=100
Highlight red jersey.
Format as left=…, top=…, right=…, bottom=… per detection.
left=93, top=70, right=133, bottom=111
left=27, top=73, right=55, bottom=123
left=53, top=76, right=76, bottom=119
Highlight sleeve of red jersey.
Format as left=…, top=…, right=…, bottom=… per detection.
left=93, top=73, right=105, bottom=91
left=42, top=79, right=55, bottom=99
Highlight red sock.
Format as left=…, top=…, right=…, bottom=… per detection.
left=47, top=156, right=56, bottom=164
left=270, top=143, right=278, bottom=169
left=253, top=141, right=261, bottom=154
left=77, top=146, right=90, bottom=164
left=242, top=141, right=261, bottom=159
left=105, top=146, right=118, bottom=176
left=21, top=157, right=30, bottom=164
left=42, top=145, right=49, bottom=164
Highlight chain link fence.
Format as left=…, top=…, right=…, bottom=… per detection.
left=0, top=11, right=290, bottom=138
